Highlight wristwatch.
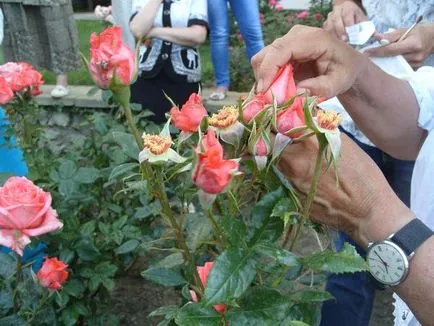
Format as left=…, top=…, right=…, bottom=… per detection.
left=367, top=218, right=433, bottom=286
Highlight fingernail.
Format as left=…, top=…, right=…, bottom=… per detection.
left=257, top=79, right=263, bottom=93
left=296, top=88, right=310, bottom=96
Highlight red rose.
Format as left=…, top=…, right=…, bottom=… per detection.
left=314, top=12, right=323, bottom=20
left=36, top=257, right=69, bottom=290
left=276, top=97, right=306, bottom=137
left=192, top=130, right=239, bottom=194
left=89, top=26, right=136, bottom=89
left=170, top=93, right=208, bottom=132
left=263, top=64, right=297, bottom=105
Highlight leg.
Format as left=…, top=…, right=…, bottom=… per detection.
left=230, top=0, right=264, bottom=60
left=51, top=74, right=69, bottom=98
left=208, top=0, right=230, bottom=89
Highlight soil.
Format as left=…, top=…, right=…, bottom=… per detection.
left=112, top=231, right=394, bottom=326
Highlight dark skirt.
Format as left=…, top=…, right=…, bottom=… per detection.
left=130, top=70, right=200, bottom=124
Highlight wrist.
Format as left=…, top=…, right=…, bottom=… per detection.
left=358, top=195, right=414, bottom=247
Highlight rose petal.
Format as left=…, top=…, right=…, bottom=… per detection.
left=23, top=208, right=63, bottom=237
left=0, top=229, right=31, bottom=256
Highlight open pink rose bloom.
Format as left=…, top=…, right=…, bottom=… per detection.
left=0, top=177, right=63, bottom=255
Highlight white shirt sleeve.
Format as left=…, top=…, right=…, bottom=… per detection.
left=407, top=67, right=434, bottom=132
left=188, top=0, right=208, bottom=26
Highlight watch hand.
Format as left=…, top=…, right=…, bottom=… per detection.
left=374, top=251, right=387, bottom=266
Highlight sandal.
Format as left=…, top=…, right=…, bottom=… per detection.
left=209, top=90, right=227, bottom=101
left=51, top=85, right=69, bottom=99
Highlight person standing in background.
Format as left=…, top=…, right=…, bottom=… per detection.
left=129, top=0, right=208, bottom=124
left=320, top=1, right=434, bottom=325
left=0, top=0, right=81, bottom=99
left=207, top=0, right=264, bottom=101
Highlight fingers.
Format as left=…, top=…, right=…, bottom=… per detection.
left=364, top=41, right=410, bottom=57
left=297, top=74, right=344, bottom=98
left=333, top=13, right=348, bottom=42
left=253, top=26, right=328, bottom=93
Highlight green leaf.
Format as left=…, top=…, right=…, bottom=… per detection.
left=0, top=252, right=15, bottom=278
left=73, top=301, right=90, bottom=316
left=101, top=277, right=115, bottom=290
left=185, top=213, right=212, bottom=251
left=219, top=215, right=247, bottom=248
left=109, top=163, right=138, bottom=182
left=98, top=222, right=110, bottom=236
left=149, top=305, right=179, bottom=318
left=0, top=285, right=14, bottom=310
left=59, top=248, right=75, bottom=264
left=74, top=167, right=100, bottom=184
left=249, top=187, right=285, bottom=245
left=95, top=262, right=118, bottom=277
left=61, top=306, right=80, bottom=326
left=80, top=220, right=96, bottom=238
left=55, top=291, right=70, bottom=307
left=58, top=179, right=78, bottom=197
left=175, top=303, right=223, bottom=326
left=133, top=206, right=153, bottom=220
left=113, top=215, right=128, bottom=230
left=88, top=276, right=102, bottom=292
left=154, top=253, right=184, bottom=269
left=301, top=243, right=368, bottom=274
left=226, top=287, right=292, bottom=325
left=112, top=131, right=140, bottom=160
left=203, top=248, right=257, bottom=305
left=0, top=315, right=29, bottom=326
left=290, top=289, right=334, bottom=303
left=142, top=267, right=186, bottom=287
left=58, top=160, right=77, bottom=179
left=289, top=321, right=310, bottom=326
left=63, top=279, right=86, bottom=297
left=115, top=239, right=140, bottom=254
left=254, top=243, right=299, bottom=266
left=74, top=239, right=101, bottom=261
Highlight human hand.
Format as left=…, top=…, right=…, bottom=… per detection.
left=252, top=25, right=367, bottom=98
left=365, top=23, right=434, bottom=68
left=323, top=1, right=368, bottom=42
left=277, top=134, right=413, bottom=246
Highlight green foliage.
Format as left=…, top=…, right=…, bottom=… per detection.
left=301, top=243, right=369, bottom=274
left=175, top=304, right=223, bottom=326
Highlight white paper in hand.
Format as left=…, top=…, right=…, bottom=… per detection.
left=345, top=21, right=376, bottom=45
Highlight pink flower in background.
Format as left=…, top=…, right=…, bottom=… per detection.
left=296, top=10, right=310, bottom=20
left=276, top=5, right=284, bottom=11
left=170, top=93, right=208, bottom=132
left=0, top=177, right=63, bottom=255
left=236, top=32, right=244, bottom=43
left=259, top=13, right=265, bottom=25
left=314, top=12, right=323, bottom=20
left=89, top=26, right=136, bottom=89
left=269, top=0, right=278, bottom=6
left=0, top=62, right=43, bottom=97
left=0, top=76, right=14, bottom=105
left=263, top=64, right=297, bottom=105
left=190, top=262, right=226, bottom=314
left=37, top=257, right=69, bottom=290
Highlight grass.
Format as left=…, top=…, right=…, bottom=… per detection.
left=0, top=19, right=215, bottom=86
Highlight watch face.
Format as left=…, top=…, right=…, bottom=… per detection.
left=367, top=240, right=409, bottom=286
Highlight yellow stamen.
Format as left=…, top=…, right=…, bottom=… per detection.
left=208, top=105, right=239, bottom=129
left=317, top=110, right=342, bottom=130
left=142, top=134, right=172, bottom=155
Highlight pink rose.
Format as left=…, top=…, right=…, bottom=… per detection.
left=314, top=12, right=323, bottom=20
left=0, top=62, right=43, bottom=96
left=269, top=0, right=278, bottom=6
left=170, top=93, right=208, bottom=133
left=192, top=131, right=239, bottom=194
left=37, top=257, right=69, bottom=290
left=296, top=10, right=310, bottom=20
left=263, top=64, right=297, bottom=105
left=0, top=177, right=63, bottom=255
left=242, top=94, right=268, bottom=123
left=0, top=76, right=14, bottom=105
left=89, top=26, right=136, bottom=89
left=190, top=262, right=226, bottom=314
left=255, top=137, right=270, bottom=156
left=276, top=5, right=284, bottom=11
left=276, top=97, right=306, bottom=137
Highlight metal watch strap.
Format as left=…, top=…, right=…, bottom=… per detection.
left=390, top=219, right=433, bottom=256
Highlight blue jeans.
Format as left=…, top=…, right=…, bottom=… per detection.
left=320, top=130, right=414, bottom=326
left=208, top=0, right=264, bottom=88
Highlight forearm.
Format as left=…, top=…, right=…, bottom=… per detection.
left=130, top=0, right=162, bottom=39
left=333, top=0, right=362, bottom=6
left=360, top=205, right=434, bottom=325
left=149, top=27, right=207, bottom=47
left=338, top=56, right=426, bottom=160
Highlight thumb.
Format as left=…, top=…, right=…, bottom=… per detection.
left=374, top=29, right=403, bottom=43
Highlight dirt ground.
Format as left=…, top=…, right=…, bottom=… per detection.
left=112, top=230, right=394, bottom=326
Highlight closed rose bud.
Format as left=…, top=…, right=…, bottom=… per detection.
left=263, top=64, right=297, bottom=106
left=36, top=257, right=69, bottom=290
left=170, top=93, right=208, bottom=133
left=242, top=94, right=268, bottom=123
left=276, top=97, right=306, bottom=137
left=89, top=26, right=136, bottom=89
